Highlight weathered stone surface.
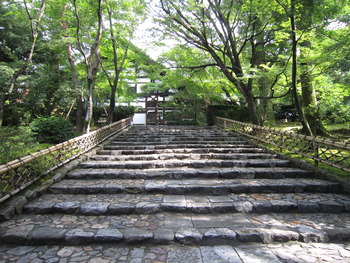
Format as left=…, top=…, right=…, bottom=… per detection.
left=296, top=225, right=329, bottom=243
left=153, top=229, right=174, bottom=244
left=0, top=206, right=16, bottom=221
left=167, top=246, right=202, bottom=263
left=236, top=229, right=263, bottom=243
left=28, top=227, right=66, bottom=245
left=65, top=229, right=94, bottom=245
left=24, top=201, right=55, bottom=214
left=252, top=201, right=273, bottom=213
left=135, top=202, right=160, bottom=213
left=175, top=229, right=203, bottom=245
left=6, top=196, right=27, bottom=214
left=108, top=203, right=135, bottom=214
left=123, top=228, right=153, bottom=244
left=2, top=225, right=34, bottom=244
left=53, top=202, right=80, bottom=213
left=325, top=228, right=350, bottom=241
left=319, top=201, right=344, bottom=213
left=203, top=228, right=237, bottom=245
left=235, top=244, right=282, bottom=263
left=271, top=200, right=297, bottom=212
left=234, top=201, right=253, bottom=213
left=297, top=202, right=320, bottom=213
left=94, top=229, right=123, bottom=243
left=78, top=202, right=109, bottom=215
left=201, top=246, right=242, bottom=263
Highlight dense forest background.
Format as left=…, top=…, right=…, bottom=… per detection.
left=0, top=0, right=349, bottom=163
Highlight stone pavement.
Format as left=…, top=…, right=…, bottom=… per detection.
left=1, top=125, right=350, bottom=262
left=1, top=243, right=350, bottom=262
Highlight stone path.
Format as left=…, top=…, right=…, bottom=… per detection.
left=1, top=125, right=350, bottom=262
left=1, top=243, right=350, bottom=263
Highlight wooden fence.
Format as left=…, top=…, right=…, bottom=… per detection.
left=216, top=117, right=350, bottom=173
left=0, top=117, right=132, bottom=203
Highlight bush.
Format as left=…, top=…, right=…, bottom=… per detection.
left=112, top=106, right=135, bottom=122
left=206, top=105, right=251, bottom=126
left=30, top=117, right=76, bottom=143
left=0, top=126, right=39, bottom=164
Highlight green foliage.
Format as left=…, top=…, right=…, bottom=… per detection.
left=0, top=126, right=40, bottom=165
left=112, top=106, right=135, bottom=122
left=30, top=117, right=76, bottom=144
left=207, top=105, right=251, bottom=126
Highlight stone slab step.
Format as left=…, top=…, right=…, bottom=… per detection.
left=23, top=191, right=349, bottom=215
left=97, top=147, right=268, bottom=155
left=111, top=136, right=243, bottom=142
left=2, top=213, right=350, bottom=245
left=78, top=159, right=291, bottom=169
left=67, top=167, right=314, bottom=180
left=91, top=153, right=278, bottom=161
left=103, top=144, right=258, bottom=151
left=48, top=178, right=341, bottom=195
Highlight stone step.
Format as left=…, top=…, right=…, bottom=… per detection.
left=90, top=153, right=278, bottom=161
left=103, top=144, right=265, bottom=151
left=97, top=147, right=268, bottom=155
left=48, top=178, right=341, bottom=196
left=108, top=141, right=250, bottom=146
left=67, top=167, right=314, bottom=180
left=23, top=190, right=349, bottom=215
left=78, top=159, right=291, bottom=170
left=1, top=212, right=350, bottom=246
left=112, top=135, right=240, bottom=141
left=109, top=138, right=249, bottom=146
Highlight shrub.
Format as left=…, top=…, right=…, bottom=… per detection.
left=30, top=117, right=76, bottom=143
left=0, top=126, right=39, bottom=164
left=112, top=106, right=135, bottom=122
left=206, top=105, right=251, bottom=126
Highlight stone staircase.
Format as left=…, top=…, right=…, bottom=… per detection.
left=1, top=125, right=350, bottom=247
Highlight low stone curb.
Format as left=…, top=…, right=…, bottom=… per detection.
left=22, top=198, right=350, bottom=215
left=1, top=226, right=349, bottom=246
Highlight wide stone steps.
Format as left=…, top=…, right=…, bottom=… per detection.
left=2, top=212, right=350, bottom=246
left=103, top=143, right=257, bottom=151
left=67, top=167, right=314, bottom=180
left=97, top=147, right=268, bottom=155
left=111, top=136, right=244, bottom=142
left=77, top=159, right=292, bottom=170
left=48, top=178, right=341, bottom=196
left=1, top=125, right=349, bottom=249
left=23, top=191, right=350, bottom=215
left=90, top=152, right=278, bottom=161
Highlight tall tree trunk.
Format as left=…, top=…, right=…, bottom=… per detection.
left=289, top=0, right=313, bottom=135
left=73, top=0, right=103, bottom=133
left=300, top=42, right=327, bottom=135
left=84, top=48, right=101, bottom=133
left=105, top=6, right=129, bottom=124
left=251, top=17, right=274, bottom=125
left=62, top=4, right=84, bottom=132
left=0, top=0, right=46, bottom=126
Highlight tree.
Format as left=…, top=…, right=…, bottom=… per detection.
left=0, top=0, right=46, bottom=126
left=157, top=0, right=291, bottom=125
left=61, top=2, right=84, bottom=132
left=100, top=0, right=146, bottom=124
left=73, top=0, right=103, bottom=133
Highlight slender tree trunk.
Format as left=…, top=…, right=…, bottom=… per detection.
left=84, top=48, right=101, bottom=133
left=62, top=4, right=84, bottom=132
left=105, top=7, right=129, bottom=124
left=290, top=0, right=313, bottom=135
left=73, top=0, right=103, bottom=133
left=300, top=40, right=327, bottom=136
